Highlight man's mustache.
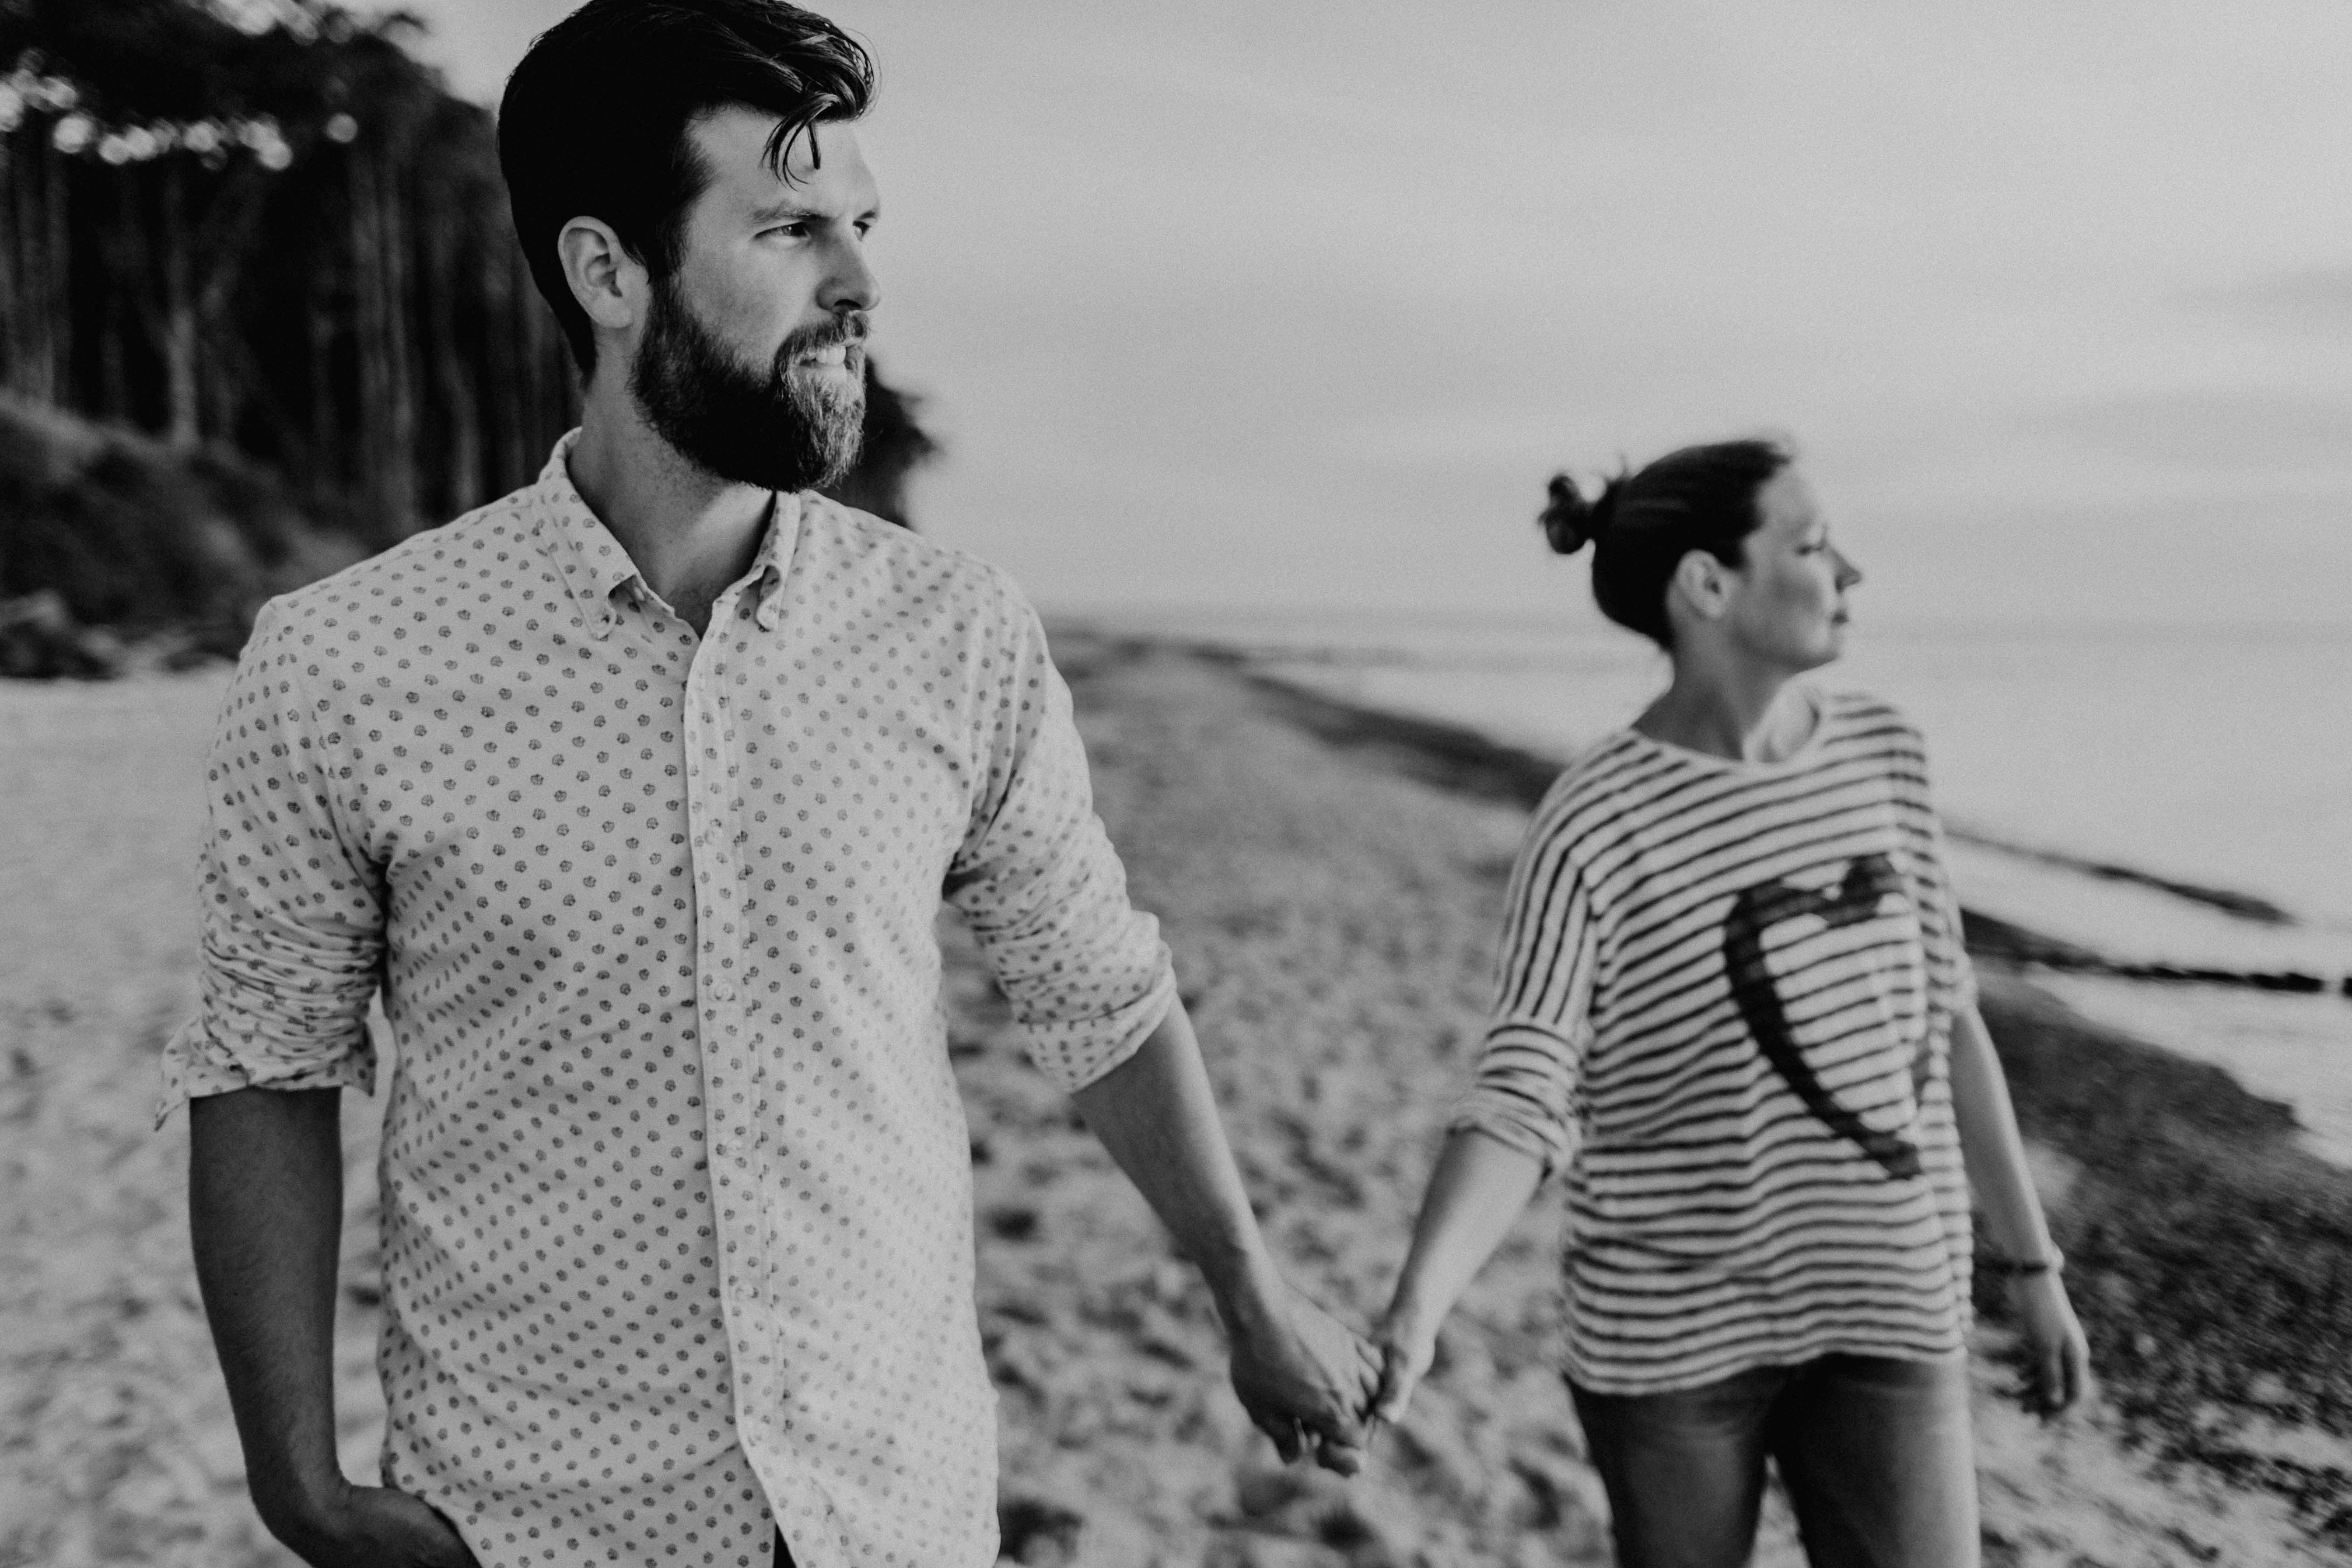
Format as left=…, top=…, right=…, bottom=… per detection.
left=773, top=313, right=872, bottom=378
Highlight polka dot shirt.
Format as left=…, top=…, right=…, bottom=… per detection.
left=162, top=434, right=1179, bottom=1568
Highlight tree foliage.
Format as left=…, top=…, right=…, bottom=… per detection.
left=0, top=0, right=938, bottom=666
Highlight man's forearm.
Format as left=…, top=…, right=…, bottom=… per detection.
left=1068, top=1001, right=1275, bottom=1306
left=189, top=1086, right=351, bottom=1533
left=1070, top=1000, right=1379, bottom=1465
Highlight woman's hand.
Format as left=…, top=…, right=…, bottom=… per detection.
left=1369, top=1304, right=1441, bottom=1425
left=2009, top=1272, right=2092, bottom=1418
left=1366, top=1128, right=1547, bottom=1430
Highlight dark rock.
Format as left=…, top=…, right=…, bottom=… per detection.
left=0, top=592, right=119, bottom=679
left=996, top=1493, right=1083, bottom=1565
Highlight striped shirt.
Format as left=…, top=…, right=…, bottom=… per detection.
left=1452, top=689, right=1976, bottom=1395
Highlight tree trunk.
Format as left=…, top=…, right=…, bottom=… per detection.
left=99, top=281, right=129, bottom=422
left=191, top=163, right=271, bottom=458
left=51, top=148, right=72, bottom=407
left=100, top=163, right=148, bottom=425
left=20, top=141, right=46, bottom=402
left=0, top=140, right=19, bottom=397
left=486, top=234, right=528, bottom=494
left=307, top=259, right=339, bottom=498
left=377, top=153, right=416, bottom=532
left=424, top=201, right=479, bottom=515
left=349, top=144, right=393, bottom=531
left=159, top=160, right=200, bottom=448
left=13, top=135, right=56, bottom=404
left=35, top=139, right=68, bottom=406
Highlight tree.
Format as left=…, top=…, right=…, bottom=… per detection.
left=0, top=0, right=940, bottom=661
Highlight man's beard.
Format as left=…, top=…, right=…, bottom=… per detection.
left=629, top=277, right=867, bottom=493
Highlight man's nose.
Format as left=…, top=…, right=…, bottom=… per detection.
left=1833, top=547, right=1863, bottom=589
left=818, top=233, right=880, bottom=316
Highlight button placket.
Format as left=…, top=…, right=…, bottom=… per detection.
left=689, top=603, right=743, bottom=1015
left=685, top=586, right=780, bottom=1435
left=684, top=595, right=753, bottom=1336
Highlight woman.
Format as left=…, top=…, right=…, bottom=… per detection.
left=1371, top=440, right=2090, bottom=1568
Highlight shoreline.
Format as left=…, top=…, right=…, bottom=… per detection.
left=1227, top=656, right=2346, bottom=997
left=1942, top=824, right=2295, bottom=928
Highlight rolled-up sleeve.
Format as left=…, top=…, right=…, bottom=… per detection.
left=1449, top=808, right=1598, bottom=1175
left=158, top=600, right=384, bottom=1125
left=945, top=599, right=1176, bottom=1094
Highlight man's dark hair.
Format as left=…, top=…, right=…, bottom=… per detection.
left=499, top=0, right=875, bottom=376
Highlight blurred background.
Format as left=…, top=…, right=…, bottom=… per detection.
left=16, top=0, right=2332, bottom=1125
left=409, top=0, right=2352, bottom=1148
left=407, top=0, right=2352, bottom=627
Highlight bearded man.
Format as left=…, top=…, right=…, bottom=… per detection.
left=173, top=5, right=1377, bottom=1565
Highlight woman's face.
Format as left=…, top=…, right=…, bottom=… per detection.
left=1722, top=467, right=1862, bottom=671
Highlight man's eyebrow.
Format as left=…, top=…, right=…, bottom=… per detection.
left=747, top=200, right=820, bottom=224
left=746, top=199, right=882, bottom=225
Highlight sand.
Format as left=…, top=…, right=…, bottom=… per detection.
left=0, top=671, right=389, bottom=1567
left=1, top=644, right=2342, bottom=1566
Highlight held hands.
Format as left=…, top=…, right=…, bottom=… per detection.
left=1220, top=1266, right=1382, bottom=1476
left=2009, top=1272, right=2093, bottom=1418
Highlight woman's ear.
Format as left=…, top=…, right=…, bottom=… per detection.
left=1667, top=548, right=1734, bottom=627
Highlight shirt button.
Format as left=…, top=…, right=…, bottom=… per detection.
left=707, top=979, right=737, bottom=1004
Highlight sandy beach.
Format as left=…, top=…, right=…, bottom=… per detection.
left=3, top=640, right=2347, bottom=1566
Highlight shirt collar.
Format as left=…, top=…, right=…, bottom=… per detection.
left=746, top=491, right=800, bottom=632
left=530, top=430, right=802, bottom=639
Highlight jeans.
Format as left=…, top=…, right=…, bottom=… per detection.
left=1569, top=1353, right=1978, bottom=1568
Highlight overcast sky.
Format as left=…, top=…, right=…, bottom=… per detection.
left=399, top=1, right=2352, bottom=629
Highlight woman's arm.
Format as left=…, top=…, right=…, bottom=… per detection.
left=1370, top=1127, right=1547, bottom=1422
left=1374, top=791, right=1590, bottom=1422
left=1947, top=1002, right=2093, bottom=1415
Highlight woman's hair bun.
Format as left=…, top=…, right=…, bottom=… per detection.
left=1539, top=472, right=1615, bottom=556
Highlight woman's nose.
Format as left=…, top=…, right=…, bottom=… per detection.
left=1832, top=547, right=1862, bottom=589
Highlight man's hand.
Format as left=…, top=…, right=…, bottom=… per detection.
left=1063, top=1009, right=1381, bottom=1474
left=270, top=1479, right=479, bottom=1568
left=1220, top=1267, right=1381, bottom=1475
left=2010, top=1273, right=2092, bottom=1418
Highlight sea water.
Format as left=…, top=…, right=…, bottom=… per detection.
left=1079, top=608, right=2352, bottom=1162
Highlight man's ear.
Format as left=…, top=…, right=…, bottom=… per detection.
left=556, top=216, right=644, bottom=336
left=1668, top=549, right=1734, bottom=625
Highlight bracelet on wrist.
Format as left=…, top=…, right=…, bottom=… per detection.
left=1977, top=1246, right=2064, bottom=1279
